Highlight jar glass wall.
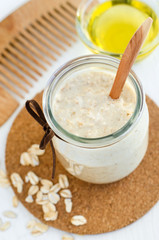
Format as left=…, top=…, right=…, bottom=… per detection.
left=43, top=55, right=149, bottom=184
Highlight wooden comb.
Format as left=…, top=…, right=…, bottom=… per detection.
left=0, top=0, right=81, bottom=126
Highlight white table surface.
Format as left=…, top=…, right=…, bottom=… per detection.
left=0, top=1, right=159, bottom=240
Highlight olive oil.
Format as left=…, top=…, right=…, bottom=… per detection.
left=87, top=0, right=159, bottom=56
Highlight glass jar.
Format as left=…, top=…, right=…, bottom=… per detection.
left=43, top=55, right=149, bottom=184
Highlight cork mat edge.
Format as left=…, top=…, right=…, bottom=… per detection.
left=5, top=92, right=159, bottom=235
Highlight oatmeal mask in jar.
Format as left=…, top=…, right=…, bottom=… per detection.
left=43, top=55, right=149, bottom=184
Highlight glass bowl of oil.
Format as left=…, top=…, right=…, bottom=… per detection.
left=76, top=0, right=159, bottom=59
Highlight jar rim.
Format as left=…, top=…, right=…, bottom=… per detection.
left=43, top=54, right=144, bottom=148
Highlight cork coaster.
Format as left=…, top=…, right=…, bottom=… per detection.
left=5, top=92, right=159, bottom=235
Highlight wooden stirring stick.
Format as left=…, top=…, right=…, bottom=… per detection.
left=109, top=17, right=153, bottom=99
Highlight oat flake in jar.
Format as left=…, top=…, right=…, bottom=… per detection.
left=43, top=55, right=149, bottom=184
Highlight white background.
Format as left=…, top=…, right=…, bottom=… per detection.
left=0, top=1, right=159, bottom=240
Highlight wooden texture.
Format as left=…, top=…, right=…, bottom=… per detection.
left=0, top=74, right=23, bottom=98
left=0, top=0, right=80, bottom=126
left=0, top=0, right=79, bottom=51
left=0, top=86, right=19, bottom=125
left=109, top=17, right=153, bottom=99
left=5, top=92, right=159, bottom=235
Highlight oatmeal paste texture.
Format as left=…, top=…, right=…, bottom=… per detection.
left=53, top=70, right=136, bottom=138
left=50, top=69, right=148, bottom=184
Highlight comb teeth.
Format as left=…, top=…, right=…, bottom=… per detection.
left=0, top=86, right=19, bottom=124
left=10, top=40, right=47, bottom=70
left=33, top=20, right=66, bottom=51
left=3, top=48, right=37, bottom=81
left=0, top=0, right=79, bottom=126
left=55, top=7, right=75, bottom=25
left=0, top=63, right=28, bottom=93
left=15, top=35, right=51, bottom=65
left=60, top=4, right=76, bottom=18
left=26, top=25, right=61, bottom=56
left=1, top=55, right=32, bottom=86
left=66, top=1, right=77, bottom=12
left=20, top=30, right=57, bottom=61
left=39, top=17, right=71, bottom=47
left=50, top=9, right=76, bottom=34
left=45, top=13, right=76, bottom=42
left=6, top=46, right=42, bottom=76
left=0, top=73, right=24, bottom=98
